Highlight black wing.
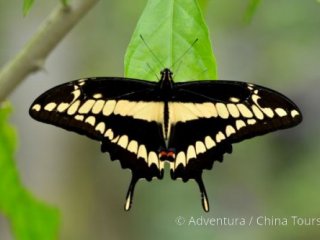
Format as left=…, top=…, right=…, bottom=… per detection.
left=167, top=80, right=302, bottom=211
left=29, top=77, right=165, bottom=210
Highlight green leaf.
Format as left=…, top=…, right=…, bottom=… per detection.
left=244, top=0, right=262, bottom=23
left=124, top=0, right=217, bottom=82
left=197, top=0, right=209, bottom=13
left=23, top=0, right=35, bottom=16
left=0, top=103, right=59, bottom=240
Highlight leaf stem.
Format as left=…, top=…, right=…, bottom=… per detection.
left=0, top=0, right=99, bottom=102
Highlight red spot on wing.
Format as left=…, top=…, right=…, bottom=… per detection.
left=158, top=149, right=176, bottom=161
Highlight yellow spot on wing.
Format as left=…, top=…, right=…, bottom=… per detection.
left=93, top=93, right=103, bottom=99
left=230, top=97, right=240, bottom=103
left=44, top=102, right=56, bottom=111
left=32, top=104, right=41, bottom=111
left=103, top=100, right=116, bottom=116
left=104, top=129, right=114, bottom=140
left=79, top=99, right=95, bottom=114
left=204, top=136, right=216, bottom=149
left=275, top=108, right=287, bottom=117
left=71, top=89, right=81, bottom=102
left=262, top=107, right=274, bottom=118
left=148, top=152, right=159, bottom=167
left=186, top=145, right=196, bottom=162
left=95, top=122, right=106, bottom=134
left=291, top=110, right=300, bottom=118
left=117, top=135, right=129, bottom=148
left=216, top=131, right=225, bottom=143
left=175, top=152, right=186, bottom=167
left=247, top=119, right=257, bottom=125
left=195, top=141, right=206, bottom=154
left=236, top=120, right=246, bottom=130
left=85, top=116, right=96, bottom=126
left=127, top=140, right=138, bottom=154
left=252, top=105, right=264, bottom=120
left=226, top=125, right=236, bottom=137
left=227, top=103, right=240, bottom=118
left=216, top=103, right=229, bottom=119
left=237, top=104, right=253, bottom=118
left=67, top=100, right=81, bottom=115
left=92, top=100, right=105, bottom=114
left=75, top=115, right=84, bottom=121
left=137, top=145, right=147, bottom=162
left=57, top=103, right=69, bottom=112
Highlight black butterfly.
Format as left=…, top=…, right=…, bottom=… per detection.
left=29, top=68, right=302, bottom=212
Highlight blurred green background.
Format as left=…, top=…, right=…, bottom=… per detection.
left=1, top=0, right=319, bottom=239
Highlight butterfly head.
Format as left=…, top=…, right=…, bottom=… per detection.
left=160, top=68, right=173, bottom=81
left=159, top=68, right=174, bottom=90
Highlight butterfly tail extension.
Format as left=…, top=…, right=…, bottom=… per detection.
left=195, top=176, right=210, bottom=212
left=124, top=175, right=139, bottom=211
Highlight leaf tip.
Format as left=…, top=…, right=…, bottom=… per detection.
left=22, top=0, right=35, bottom=17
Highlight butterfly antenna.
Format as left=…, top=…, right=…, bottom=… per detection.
left=194, top=68, right=208, bottom=80
left=173, top=60, right=183, bottom=78
left=140, top=35, right=165, bottom=69
left=146, top=62, right=160, bottom=80
left=171, top=38, right=199, bottom=70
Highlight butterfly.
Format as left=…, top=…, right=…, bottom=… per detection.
left=29, top=68, right=302, bottom=212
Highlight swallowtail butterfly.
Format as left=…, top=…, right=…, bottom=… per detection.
left=29, top=68, right=302, bottom=212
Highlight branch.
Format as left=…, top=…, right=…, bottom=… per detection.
left=0, top=0, right=99, bottom=102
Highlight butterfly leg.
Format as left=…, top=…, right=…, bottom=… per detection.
left=195, top=176, right=210, bottom=212
left=124, top=175, right=139, bottom=211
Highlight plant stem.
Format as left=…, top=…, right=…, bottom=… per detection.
left=0, top=0, right=99, bottom=102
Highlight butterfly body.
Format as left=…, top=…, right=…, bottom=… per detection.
left=30, top=68, right=302, bottom=212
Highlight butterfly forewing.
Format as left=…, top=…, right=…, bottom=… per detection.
left=30, top=78, right=161, bottom=135
left=29, top=77, right=166, bottom=178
